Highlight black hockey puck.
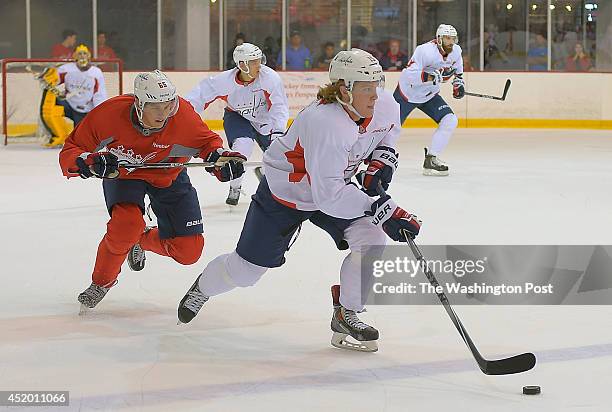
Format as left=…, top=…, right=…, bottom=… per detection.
left=522, top=385, right=541, bottom=395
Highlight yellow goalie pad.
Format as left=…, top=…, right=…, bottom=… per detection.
left=40, top=88, right=73, bottom=147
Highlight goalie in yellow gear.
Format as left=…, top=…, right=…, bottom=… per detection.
left=41, top=44, right=108, bottom=147
left=38, top=66, right=72, bottom=147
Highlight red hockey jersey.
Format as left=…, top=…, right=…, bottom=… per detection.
left=59, top=95, right=223, bottom=188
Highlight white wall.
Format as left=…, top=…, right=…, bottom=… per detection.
left=3, top=71, right=612, bottom=135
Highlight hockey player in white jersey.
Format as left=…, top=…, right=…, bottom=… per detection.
left=395, top=24, right=465, bottom=176
left=178, top=49, right=422, bottom=352
left=186, top=43, right=289, bottom=206
left=42, top=44, right=108, bottom=147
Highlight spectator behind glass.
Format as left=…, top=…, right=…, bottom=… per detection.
left=278, top=31, right=311, bottom=70
left=263, top=36, right=278, bottom=69
left=380, top=39, right=409, bottom=71
left=51, top=29, right=77, bottom=59
left=528, top=33, right=548, bottom=71
left=315, top=42, right=335, bottom=70
left=227, top=33, right=246, bottom=69
left=97, top=31, right=117, bottom=60
left=462, top=55, right=474, bottom=72
left=565, top=43, right=592, bottom=72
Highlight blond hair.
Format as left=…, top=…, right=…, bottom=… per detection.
left=316, top=81, right=344, bottom=104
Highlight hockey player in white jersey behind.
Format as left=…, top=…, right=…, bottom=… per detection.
left=177, top=49, right=421, bottom=352
left=395, top=24, right=464, bottom=176
left=186, top=42, right=289, bottom=206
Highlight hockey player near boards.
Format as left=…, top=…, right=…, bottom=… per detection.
left=58, top=70, right=246, bottom=312
left=177, top=49, right=421, bottom=352
left=186, top=42, right=289, bottom=206
left=41, top=45, right=108, bottom=148
left=394, top=24, right=465, bottom=176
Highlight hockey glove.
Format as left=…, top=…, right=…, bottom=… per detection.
left=441, top=67, right=457, bottom=82
left=367, top=195, right=421, bottom=242
left=358, top=146, right=399, bottom=197
left=422, top=69, right=443, bottom=86
left=452, top=74, right=465, bottom=99
left=76, top=152, right=119, bottom=179
left=205, top=148, right=247, bottom=182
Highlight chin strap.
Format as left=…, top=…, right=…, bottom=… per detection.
left=335, top=92, right=365, bottom=120
left=238, top=63, right=256, bottom=80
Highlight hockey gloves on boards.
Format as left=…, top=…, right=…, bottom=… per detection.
left=453, top=74, right=465, bottom=99
left=358, top=146, right=398, bottom=197
left=76, top=152, right=119, bottom=179
left=205, top=148, right=247, bottom=182
left=367, top=195, right=421, bottom=242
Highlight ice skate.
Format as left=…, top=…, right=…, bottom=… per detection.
left=226, top=186, right=241, bottom=206
left=329, top=285, right=378, bottom=352
left=78, top=281, right=115, bottom=314
left=423, top=148, right=449, bottom=176
left=177, top=275, right=210, bottom=324
left=127, top=227, right=152, bottom=271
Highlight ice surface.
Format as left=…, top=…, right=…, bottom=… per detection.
left=1, top=129, right=611, bottom=411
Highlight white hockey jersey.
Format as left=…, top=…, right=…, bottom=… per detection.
left=263, top=88, right=400, bottom=219
left=185, top=66, right=289, bottom=136
left=58, top=63, right=107, bottom=113
left=398, top=40, right=463, bottom=104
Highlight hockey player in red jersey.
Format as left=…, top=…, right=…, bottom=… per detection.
left=59, top=70, right=246, bottom=311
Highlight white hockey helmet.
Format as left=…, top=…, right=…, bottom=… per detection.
left=233, top=42, right=266, bottom=74
left=436, top=24, right=458, bottom=51
left=328, top=49, right=384, bottom=119
left=329, top=48, right=384, bottom=91
left=133, top=70, right=178, bottom=124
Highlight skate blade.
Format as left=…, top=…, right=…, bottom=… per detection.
left=422, top=168, right=449, bottom=176
left=331, top=332, right=378, bottom=352
left=78, top=304, right=90, bottom=316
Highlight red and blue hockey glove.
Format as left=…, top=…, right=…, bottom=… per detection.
left=205, top=148, right=247, bottom=182
left=76, top=152, right=119, bottom=179
left=359, top=146, right=399, bottom=197
left=367, top=195, right=421, bottom=242
left=453, top=74, right=465, bottom=99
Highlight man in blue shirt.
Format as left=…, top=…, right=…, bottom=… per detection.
left=278, top=30, right=312, bottom=70
left=528, top=33, right=548, bottom=71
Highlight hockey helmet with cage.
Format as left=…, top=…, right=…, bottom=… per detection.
left=73, top=44, right=92, bottom=68
left=133, top=70, right=179, bottom=128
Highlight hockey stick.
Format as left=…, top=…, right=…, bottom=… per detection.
left=376, top=182, right=536, bottom=375
left=118, top=160, right=263, bottom=170
left=465, top=79, right=511, bottom=101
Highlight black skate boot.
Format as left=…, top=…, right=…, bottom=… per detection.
left=423, top=148, right=449, bottom=176
left=127, top=227, right=152, bottom=271
left=177, top=275, right=210, bottom=324
left=226, top=186, right=241, bottom=206
left=78, top=281, right=116, bottom=314
left=330, top=285, right=379, bottom=352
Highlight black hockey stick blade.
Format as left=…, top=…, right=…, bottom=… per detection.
left=464, top=78, right=511, bottom=101
left=480, top=352, right=536, bottom=375
left=500, top=79, right=512, bottom=101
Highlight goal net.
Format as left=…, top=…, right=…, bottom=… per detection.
left=1, top=58, right=123, bottom=145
